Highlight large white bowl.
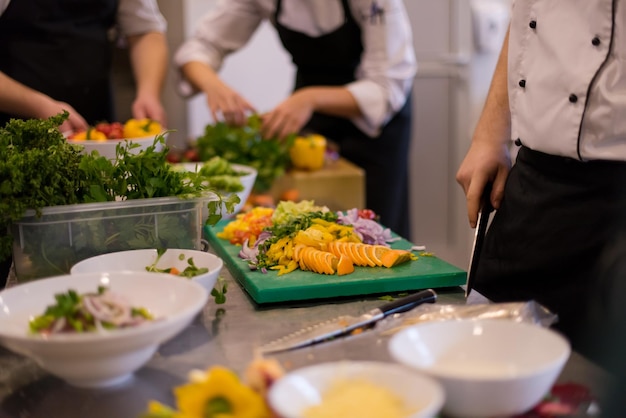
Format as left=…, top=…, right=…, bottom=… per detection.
left=388, top=319, right=570, bottom=418
left=268, top=361, right=445, bottom=418
left=0, top=272, right=208, bottom=388
left=70, top=249, right=223, bottom=292
left=67, top=133, right=166, bottom=160
left=174, top=162, right=257, bottom=218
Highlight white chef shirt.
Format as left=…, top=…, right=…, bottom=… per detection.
left=0, top=0, right=167, bottom=37
left=174, top=0, right=417, bottom=138
left=508, top=0, right=626, bottom=161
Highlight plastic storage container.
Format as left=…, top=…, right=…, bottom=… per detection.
left=10, top=196, right=216, bottom=282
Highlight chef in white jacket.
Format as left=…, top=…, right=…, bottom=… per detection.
left=175, top=0, right=417, bottom=239
left=456, top=0, right=626, bottom=354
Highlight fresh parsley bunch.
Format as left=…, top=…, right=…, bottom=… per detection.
left=0, top=112, right=238, bottom=261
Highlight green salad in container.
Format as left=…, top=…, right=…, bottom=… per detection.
left=0, top=112, right=239, bottom=281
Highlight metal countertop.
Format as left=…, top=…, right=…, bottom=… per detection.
left=0, top=262, right=613, bottom=418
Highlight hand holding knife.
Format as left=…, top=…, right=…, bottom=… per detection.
left=465, top=184, right=494, bottom=297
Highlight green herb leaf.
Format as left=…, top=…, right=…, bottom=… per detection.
left=210, top=277, right=228, bottom=304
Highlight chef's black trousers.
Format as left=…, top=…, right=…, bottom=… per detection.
left=474, top=145, right=626, bottom=352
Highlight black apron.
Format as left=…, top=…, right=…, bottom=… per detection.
left=274, top=0, right=413, bottom=239
left=475, top=145, right=626, bottom=350
left=0, top=0, right=118, bottom=126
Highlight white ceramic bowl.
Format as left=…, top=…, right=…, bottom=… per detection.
left=268, top=361, right=445, bottom=418
left=174, top=162, right=257, bottom=218
left=388, top=319, right=571, bottom=418
left=70, top=249, right=223, bottom=292
left=67, top=133, right=166, bottom=160
left=0, top=272, right=207, bottom=388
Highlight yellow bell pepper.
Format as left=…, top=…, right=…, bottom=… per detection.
left=289, top=134, right=327, bottom=170
left=123, top=118, right=162, bottom=139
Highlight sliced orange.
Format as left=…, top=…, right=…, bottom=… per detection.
left=357, top=243, right=377, bottom=267
left=370, top=245, right=392, bottom=267
left=381, top=249, right=413, bottom=268
left=336, top=254, right=354, bottom=276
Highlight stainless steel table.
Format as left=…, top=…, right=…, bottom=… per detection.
left=0, top=264, right=614, bottom=418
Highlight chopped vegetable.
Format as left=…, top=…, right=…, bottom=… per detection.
left=381, top=249, right=415, bottom=268
left=145, top=249, right=210, bottom=278
left=210, top=276, right=228, bottom=304
left=29, top=287, right=153, bottom=335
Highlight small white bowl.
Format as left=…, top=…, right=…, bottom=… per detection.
left=0, top=272, right=207, bottom=388
left=174, top=162, right=257, bottom=218
left=388, top=319, right=571, bottom=418
left=268, top=361, right=445, bottom=418
left=70, top=249, right=223, bottom=292
left=67, top=133, right=166, bottom=160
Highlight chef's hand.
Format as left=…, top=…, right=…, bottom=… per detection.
left=456, top=139, right=511, bottom=228
left=204, top=78, right=256, bottom=127
left=37, top=99, right=88, bottom=134
left=132, top=93, right=167, bottom=128
left=261, top=89, right=315, bottom=140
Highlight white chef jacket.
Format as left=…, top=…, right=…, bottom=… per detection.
left=174, top=0, right=417, bottom=138
left=509, top=0, right=626, bottom=161
left=0, top=0, right=167, bottom=36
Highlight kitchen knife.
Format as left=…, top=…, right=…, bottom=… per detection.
left=465, top=185, right=494, bottom=297
left=258, top=289, right=437, bottom=354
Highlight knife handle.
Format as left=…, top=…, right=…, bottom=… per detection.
left=379, top=289, right=437, bottom=316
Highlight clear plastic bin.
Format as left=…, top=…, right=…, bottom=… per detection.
left=11, top=196, right=216, bottom=282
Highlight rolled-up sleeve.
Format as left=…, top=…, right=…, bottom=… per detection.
left=116, top=0, right=167, bottom=37
left=174, top=0, right=266, bottom=97
left=348, top=0, right=417, bottom=137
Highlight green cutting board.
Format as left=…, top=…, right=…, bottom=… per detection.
left=204, top=221, right=466, bottom=304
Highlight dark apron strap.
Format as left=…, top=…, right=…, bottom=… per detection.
left=273, top=0, right=412, bottom=238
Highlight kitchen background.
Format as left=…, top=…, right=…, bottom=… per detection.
left=112, top=0, right=511, bottom=269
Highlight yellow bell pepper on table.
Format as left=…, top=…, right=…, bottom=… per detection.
left=289, top=134, right=327, bottom=170
left=123, top=118, right=162, bottom=139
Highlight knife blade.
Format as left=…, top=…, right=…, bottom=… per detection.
left=258, top=289, right=437, bottom=354
left=465, top=185, right=494, bottom=297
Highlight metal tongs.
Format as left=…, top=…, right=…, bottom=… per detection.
left=465, top=184, right=494, bottom=297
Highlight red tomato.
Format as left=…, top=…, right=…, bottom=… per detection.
left=108, top=122, right=124, bottom=139
left=166, top=151, right=182, bottom=164
left=94, top=123, right=112, bottom=137
left=183, top=148, right=200, bottom=162
left=94, top=122, right=124, bottom=139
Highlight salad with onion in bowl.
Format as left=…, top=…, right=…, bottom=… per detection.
left=29, top=286, right=154, bottom=335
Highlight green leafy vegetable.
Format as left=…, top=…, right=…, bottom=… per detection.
left=210, top=276, right=228, bottom=304
left=0, top=112, right=238, bottom=279
left=196, top=114, right=295, bottom=192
